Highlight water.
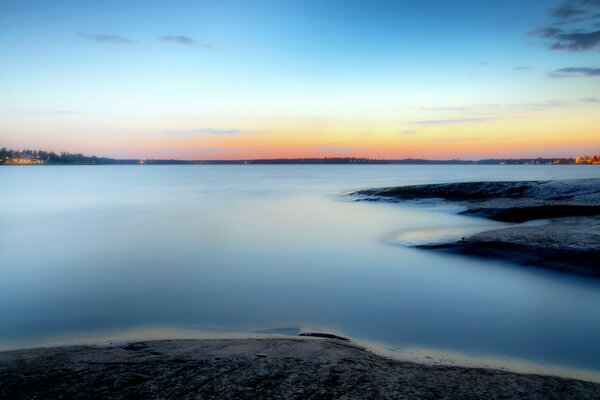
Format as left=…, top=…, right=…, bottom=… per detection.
left=1, top=165, right=600, bottom=374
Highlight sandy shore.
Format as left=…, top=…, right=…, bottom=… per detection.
left=1, top=338, right=599, bottom=399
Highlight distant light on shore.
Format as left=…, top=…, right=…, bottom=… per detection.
left=575, top=156, right=600, bottom=165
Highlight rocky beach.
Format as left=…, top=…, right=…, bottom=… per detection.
left=353, top=178, right=600, bottom=277
left=2, top=338, right=600, bottom=399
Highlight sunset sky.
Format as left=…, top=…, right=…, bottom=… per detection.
left=1, top=0, right=599, bottom=160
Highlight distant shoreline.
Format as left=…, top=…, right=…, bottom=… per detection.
left=3, top=148, right=597, bottom=165
left=3, top=158, right=599, bottom=166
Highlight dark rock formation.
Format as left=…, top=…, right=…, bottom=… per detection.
left=353, top=179, right=600, bottom=276
left=299, top=332, right=351, bottom=342
left=2, top=339, right=599, bottom=399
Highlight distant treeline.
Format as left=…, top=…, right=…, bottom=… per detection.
left=0, top=148, right=131, bottom=165
left=0, top=148, right=577, bottom=165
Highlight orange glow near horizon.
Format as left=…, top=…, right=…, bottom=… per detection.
left=2, top=1, right=600, bottom=160
left=2, top=92, right=599, bottom=161
left=103, top=112, right=600, bottom=160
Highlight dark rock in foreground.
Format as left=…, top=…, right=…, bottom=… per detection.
left=1, top=339, right=599, bottom=399
left=353, top=179, right=600, bottom=276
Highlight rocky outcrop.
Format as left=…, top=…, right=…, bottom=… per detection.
left=422, top=216, right=600, bottom=276
left=353, top=179, right=600, bottom=276
left=1, top=339, right=599, bottom=399
left=354, top=179, right=600, bottom=222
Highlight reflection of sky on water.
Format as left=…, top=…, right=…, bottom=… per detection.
left=1, top=165, right=600, bottom=373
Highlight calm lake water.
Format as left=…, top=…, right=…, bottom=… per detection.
left=2, top=165, right=600, bottom=373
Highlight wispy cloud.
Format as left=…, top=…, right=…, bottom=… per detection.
left=428, top=137, right=479, bottom=144
left=537, top=28, right=600, bottom=50
left=532, top=1, right=600, bottom=51
left=552, top=3, right=586, bottom=20
left=26, top=110, right=80, bottom=115
left=317, top=144, right=360, bottom=154
left=162, top=128, right=242, bottom=135
left=399, top=130, right=416, bottom=135
left=415, top=117, right=491, bottom=125
left=411, top=100, right=568, bottom=115
left=160, top=147, right=231, bottom=155
left=159, top=35, right=212, bottom=48
left=513, top=66, right=533, bottom=70
left=552, top=0, right=600, bottom=21
left=550, top=67, right=600, bottom=77
left=79, top=33, right=135, bottom=44
left=15, top=110, right=111, bottom=116
left=580, top=96, right=600, bottom=102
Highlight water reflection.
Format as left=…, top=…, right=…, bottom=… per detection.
left=1, top=165, right=600, bottom=374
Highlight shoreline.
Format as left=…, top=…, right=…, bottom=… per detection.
left=2, top=337, right=599, bottom=399
left=353, top=178, right=600, bottom=277
left=2, top=326, right=599, bottom=384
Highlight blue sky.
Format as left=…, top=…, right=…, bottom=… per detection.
left=1, top=0, right=599, bottom=159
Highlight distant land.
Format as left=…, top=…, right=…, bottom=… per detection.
left=1, top=147, right=599, bottom=166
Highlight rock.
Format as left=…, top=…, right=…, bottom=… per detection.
left=352, top=179, right=600, bottom=276
left=353, top=179, right=600, bottom=205
left=299, top=332, right=351, bottom=342
left=1, top=339, right=598, bottom=399
left=423, top=216, right=600, bottom=276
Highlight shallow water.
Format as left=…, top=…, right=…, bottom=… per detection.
left=1, top=165, right=600, bottom=373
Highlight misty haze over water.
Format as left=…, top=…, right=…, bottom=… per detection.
left=2, top=165, right=600, bottom=372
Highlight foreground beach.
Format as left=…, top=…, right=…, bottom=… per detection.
left=2, top=338, right=600, bottom=399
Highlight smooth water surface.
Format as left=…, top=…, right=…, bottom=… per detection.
left=2, top=165, right=600, bottom=372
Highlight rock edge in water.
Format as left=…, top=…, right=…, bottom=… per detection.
left=1, top=338, right=599, bottom=399
left=353, top=178, right=600, bottom=277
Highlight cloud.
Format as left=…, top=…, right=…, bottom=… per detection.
left=551, top=0, right=600, bottom=21
left=159, top=35, right=212, bottom=48
left=79, top=33, right=135, bottom=44
left=162, top=128, right=242, bottom=135
left=552, top=5, right=586, bottom=20
left=161, top=147, right=231, bottom=155
left=550, top=67, right=600, bottom=77
left=548, top=29, right=600, bottom=50
left=415, top=117, right=491, bottom=125
left=411, top=101, right=568, bottom=115
left=428, top=137, right=479, bottom=144
left=399, top=130, right=416, bottom=135
left=317, top=144, right=360, bottom=154
left=15, top=110, right=111, bottom=116
left=580, top=96, right=600, bottom=102
left=477, top=62, right=488, bottom=66
left=514, top=66, right=533, bottom=70
left=533, top=1, right=600, bottom=51
left=29, top=110, right=80, bottom=115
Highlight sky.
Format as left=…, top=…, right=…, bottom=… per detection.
left=0, top=0, right=599, bottom=160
